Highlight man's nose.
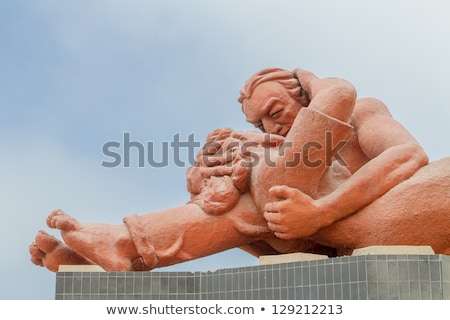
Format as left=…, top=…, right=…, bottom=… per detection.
left=262, top=119, right=276, bottom=133
left=272, top=124, right=283, bottom=134
left=263, top=119, right=282, bottom=134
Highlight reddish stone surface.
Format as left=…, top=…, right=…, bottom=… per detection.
left=29, top=68, right=450, bottom=272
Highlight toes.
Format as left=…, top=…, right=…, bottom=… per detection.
left=46, top=209, right=80, bottom=231
left=35, top=230, right=61, bottom=252
left=29, top=242, right=45, bottom=259
left=28, top=242, right=45, bottom=259
left=47, top=209, right=65, bottom=228
left=30, top=256, right=44, bottom=267
left=29, top=242, right=45, bottom=267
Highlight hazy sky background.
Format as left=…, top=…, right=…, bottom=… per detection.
left=1, top=0, right=450, bottom=299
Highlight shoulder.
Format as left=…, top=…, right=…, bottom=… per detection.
left=351, top=97, right=393, bottom=126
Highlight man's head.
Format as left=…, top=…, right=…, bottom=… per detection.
left=238, top=68, right=310, bottom=136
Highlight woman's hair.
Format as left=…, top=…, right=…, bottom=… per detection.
left=186, top=128, right=281, bottom=215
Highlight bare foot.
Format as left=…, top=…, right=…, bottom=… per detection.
left=29, top=230, right=94, bottom=272
left=46, top=209, right=140, bottom=271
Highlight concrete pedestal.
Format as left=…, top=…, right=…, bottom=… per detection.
left=55, top=254, right=450, bottom=300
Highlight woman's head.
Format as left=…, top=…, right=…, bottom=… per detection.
left=186, top=128, right=273, bottom=215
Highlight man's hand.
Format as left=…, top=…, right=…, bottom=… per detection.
left=264, top=185, right=328, bottom=239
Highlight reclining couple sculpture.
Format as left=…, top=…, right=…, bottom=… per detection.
left=29, top=67, right=450, bottom=272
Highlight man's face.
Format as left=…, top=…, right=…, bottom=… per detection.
left=242, top=82, right=304, bottom=136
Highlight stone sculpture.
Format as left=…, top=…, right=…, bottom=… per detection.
left=29, top=68, right=450, bottom=272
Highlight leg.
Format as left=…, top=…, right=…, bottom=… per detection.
left=313, top=157, right=450, bottom=254
left=251, top=108, right=353, bottom=211
left=41, top=195, right=267, bottom=272
left=249, top=108, right=353, bottom=247
left=124, top=193, right=268, bottom=270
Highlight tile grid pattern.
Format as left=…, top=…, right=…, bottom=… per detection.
left=55, top=254, right=450, bottom=300
left=365, top=254, right=445, bottom=299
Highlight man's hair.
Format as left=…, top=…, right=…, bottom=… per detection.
left=238, top=68, right=302, bottom=103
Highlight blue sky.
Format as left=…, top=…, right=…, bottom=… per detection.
left=1, top=0, right=450, bottom=299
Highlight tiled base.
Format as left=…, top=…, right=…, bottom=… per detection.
left=55, top=254, right=450, bottom=300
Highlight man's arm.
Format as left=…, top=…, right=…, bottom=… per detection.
left=318, top=98, right=428, bottom=224
left=293, top=68, right=356, bottom=123
left=283, top=70, right=356, bottom=156
left=264, top=98, right=428, bottom=239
